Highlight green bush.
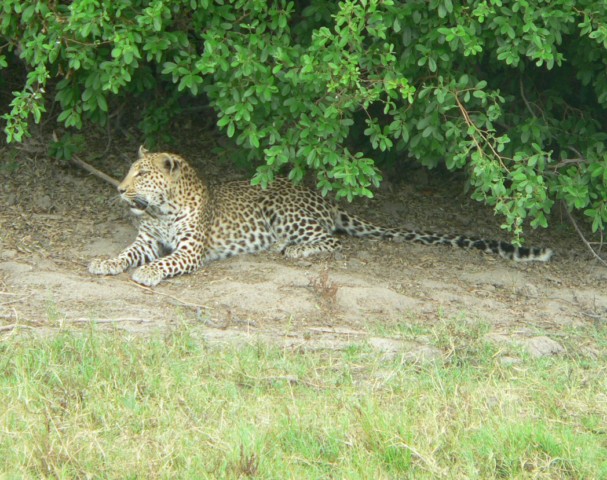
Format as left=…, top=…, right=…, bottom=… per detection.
left=2, top=0, right=607, bottom=238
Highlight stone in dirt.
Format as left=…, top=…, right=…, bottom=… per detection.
left=523, top=336, right=565, bottom=357
left=485, top=333, right=565, bottom=358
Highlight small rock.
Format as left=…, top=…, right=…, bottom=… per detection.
left=523, top=336, right=565, bottom=357
left=486, top=333, right=565, bottom=358
left=581, top=346, right=599, bottom=359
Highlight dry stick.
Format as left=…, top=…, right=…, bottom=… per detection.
left=308, top=327, right=366, bottom=335
left=0, top=298, right=27, bottom=306
left=563, top=202, right=607, bottom=267
left=66, top=317, right=152, bottom=323
left=0, top=324, right=34, bottom=331
left=71, top=154, right=120, bottom=187
left=131, top=281, right=213, bottom=309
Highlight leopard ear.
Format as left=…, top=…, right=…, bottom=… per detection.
left=161, top=154, right=181, bottom=175
left=138, top=145, right=148, bottom=159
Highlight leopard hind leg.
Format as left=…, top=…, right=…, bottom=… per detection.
left=268, top=211, right=341, bottom=258
left=283, top=235, right=341, bottom=258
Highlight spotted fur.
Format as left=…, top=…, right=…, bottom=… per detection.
left=89, top=147, right=553, bottom=286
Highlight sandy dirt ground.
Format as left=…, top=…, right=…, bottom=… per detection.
left=1, top=136, right=605, bottom=360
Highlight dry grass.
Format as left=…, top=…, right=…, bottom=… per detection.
left=308, top=268, right=339, bottom=310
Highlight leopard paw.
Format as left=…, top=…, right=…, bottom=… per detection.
left=132, top=265, right=164, bottom=287
left=88, top=258, right=128, bottom=275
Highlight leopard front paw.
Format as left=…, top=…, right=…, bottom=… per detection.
left=88, top=258, right=128, bottom=275
left=132, top=265, right=164, bottom=287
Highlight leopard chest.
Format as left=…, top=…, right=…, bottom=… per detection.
left=139, top=212, right=199, bottom=254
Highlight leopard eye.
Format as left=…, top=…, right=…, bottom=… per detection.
left=136, top=170, right=149, bottom=177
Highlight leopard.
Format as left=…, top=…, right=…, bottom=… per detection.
left=88, top=146, right=554, bottom=287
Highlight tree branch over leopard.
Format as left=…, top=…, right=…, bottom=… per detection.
left=89, top=147, right=553, bottom=287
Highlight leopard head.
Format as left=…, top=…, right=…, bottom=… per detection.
left=117, top=146, right=185, bottom=216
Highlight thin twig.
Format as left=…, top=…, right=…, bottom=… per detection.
left=308, top=327, right=366, bottom=335
left=0, top=298, right=27, bottom=306
left=552, top=146, right=589, bottom=171
left=453, top=92, right=510, bottom=173
left=520, top=77, right=537, bottom=119
left=563, top=201, right=607, bottom=266
left=0, top=324, right=34, bottom=332
left=0, top=292, right=29, bottom=306
left=552, top=157, right=585, bottom=169
left=65, top=317, right=152, bottom=323
left=71, top=154, right=120, bottom=187
left=131, top=282, right=213, bottom=309
left=581, top=311, right=605, bottom=321
left=52, top=130, right=119, bottom=187
left=567, top=146, right=585, bottom=159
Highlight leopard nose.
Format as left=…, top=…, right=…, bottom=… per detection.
left=117, top=185, right=126, bottom=194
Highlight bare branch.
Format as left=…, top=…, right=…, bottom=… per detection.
left=71, top=154, right=120, bottom=187
left=64, top=317, right=152, bottom=324
left=52, top=130, right=120, bottom=187
left=453, top=91, right=510, bottom=173
left=563, top=201, right=607, bottom=267
left=519, top=77, right=537, bottom=119
left=131, top=282, right=213, bottom=309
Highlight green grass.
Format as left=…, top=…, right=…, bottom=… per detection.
left=1, top=322, right=607, bottom=479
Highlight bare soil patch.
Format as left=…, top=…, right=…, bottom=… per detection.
left=1, top=135, right=605, bottom=358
